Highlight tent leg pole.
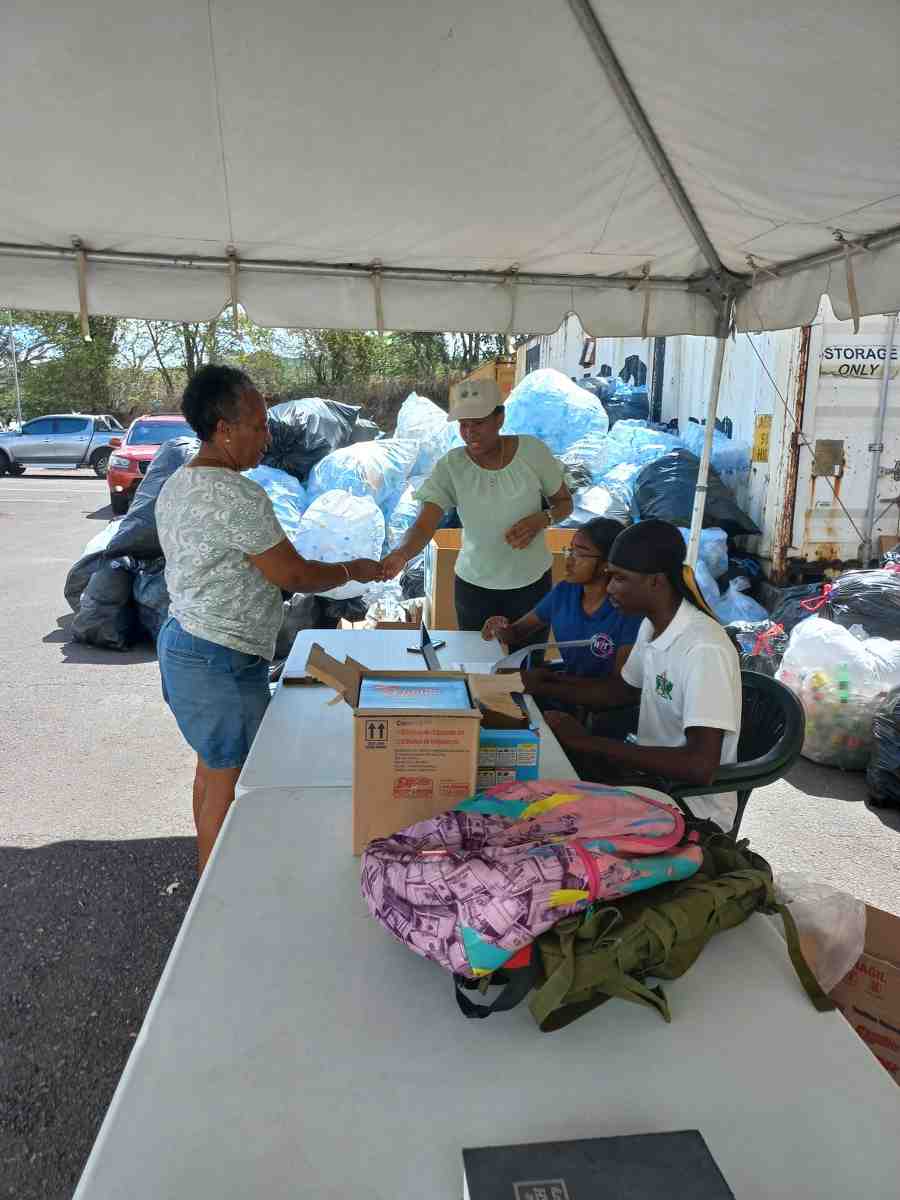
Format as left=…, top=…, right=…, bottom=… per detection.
left=686, top=336, right=727, bottom=568
left=863, top=312, right=898, bottom=565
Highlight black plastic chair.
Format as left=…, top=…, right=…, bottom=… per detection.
left=664, top=671, right=806, bottom=838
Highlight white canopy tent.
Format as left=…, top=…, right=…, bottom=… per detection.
left=3, top=0, right=900, bottom=555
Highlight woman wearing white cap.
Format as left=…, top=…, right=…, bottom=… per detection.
left=381, top=379, right=572, bottom=630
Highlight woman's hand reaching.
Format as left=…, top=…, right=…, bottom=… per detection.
left=349, top=558, right=384, bottom=584
left=379, top=549, right=408, bottom=580
left=505, top=512, right=549, bottom=550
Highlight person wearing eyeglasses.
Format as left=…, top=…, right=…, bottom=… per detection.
left=481, top=518, right=642, bottom=719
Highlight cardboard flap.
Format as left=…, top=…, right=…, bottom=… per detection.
left=864, top=905, right=900, bottom=967
left=304, top=644, right=363, bottom=704
left=468, top=672, right=530, bottom=726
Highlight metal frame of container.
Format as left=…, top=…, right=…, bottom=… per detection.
left=516, top=300, right=900, bottom=582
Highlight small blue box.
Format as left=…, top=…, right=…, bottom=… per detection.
left=477, top=727, right=541, bottom=789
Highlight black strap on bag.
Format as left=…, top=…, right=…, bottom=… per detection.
left=454, top=961, right=540, bottom=1020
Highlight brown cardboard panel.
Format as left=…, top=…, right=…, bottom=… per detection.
left=427, top=528, right=575, bottom=632
left=352, top=713, right=479, bottom=852
left=305, top=647, right=487, bottom=852
left=303, top=644, right=363, bottom=701
left=468, top=672, right=530, bottom=726
left=830, top=903, right=900, bottom=1087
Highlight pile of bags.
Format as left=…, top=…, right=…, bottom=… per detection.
left=776, top=617, right=900, bottom=769
left=64, top=369, right=766, bottom=653
left=263, top=397, right=377, bottom=481
left=65, top=437, right=200, bottom=650
left=867, top=688, right=900, bottom=807
left=826, top=568, right=900, bottom=641
left=502, top=369, right=756, bottom=539
left=725, top=619, right=789, bottom=677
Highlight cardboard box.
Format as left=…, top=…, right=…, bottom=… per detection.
left=461, top=357, right=517, bottom=402
left=305, top=645, right=529, bottom=852
left=477, top=727, right=540, bottom=790
left=879, top=535, right=900, bottom=556
left=424, top=528, right=575, bottom=631
left=830, top=904, right=900, bottom=1086
left=338, top=603, right=423, bottom=633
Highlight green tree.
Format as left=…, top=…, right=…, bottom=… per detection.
left=296, top=330, right=385, bottom=389
left=450, top=333, right=508, bottom=373
left=8, top=311, right=120, bottom=417
left=384, top=332, right=450, bottom=377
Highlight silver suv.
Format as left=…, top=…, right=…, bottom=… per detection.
left=0, top=413, right=125, bottom=478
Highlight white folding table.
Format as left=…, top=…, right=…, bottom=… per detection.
left=237, top=628, right=573, bottom=796
left=73, top=785, right=900, bottom=1200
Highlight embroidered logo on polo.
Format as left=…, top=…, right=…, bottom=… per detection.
left=655, top=671, right=674, bottom=700
left=589, top=633, right=614, bottom=660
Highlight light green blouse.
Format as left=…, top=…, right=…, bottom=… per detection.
left=415, top=435, right=564, bottom=590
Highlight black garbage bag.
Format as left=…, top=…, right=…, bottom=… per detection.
left=350, top=418, right=381, bottom=444
left=273, top=593, right=325, bottom=661
left=71, top=558, right=140, bottom=650
left=438, top=508, right=462, bottom=531
left=769, top=582, right=829, bottom=634
left=64, top=550, right=107, bottom=612
left=867, top=687, right=900, bottom=808
left=602, top=387, right=650, bottom=429
left=401, top=553, right=426, bottom=600
left=725, top=619, right=789, bottom=676
left=321, top=595, right=369, bottom=626
left=264, top=398, right=360, bottom=481
left=133, top=558, right=169, bottom=642
left=632, top=449, right=761, bottom=536
left=826, top=569, right=900, bottom=640
left=106, top=436, right=200, bottom=560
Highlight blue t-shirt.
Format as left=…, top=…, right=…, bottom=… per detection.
left=534, top=583, right=643, bottom=677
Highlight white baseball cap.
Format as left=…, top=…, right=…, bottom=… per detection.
left=447, top=378, right=503, bottom=422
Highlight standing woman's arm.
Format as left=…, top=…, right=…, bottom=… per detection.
left=381, top=502, right=445, bottom=579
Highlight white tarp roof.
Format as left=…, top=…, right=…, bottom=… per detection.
left=3, top=0, right=899, bottom=336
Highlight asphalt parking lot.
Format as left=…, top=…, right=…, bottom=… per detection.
left=1, top=470, right=899, bottom=1199
left=0, top=471, right=196, bottom=1200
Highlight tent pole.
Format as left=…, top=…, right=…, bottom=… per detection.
left=863, top=312, right=898, bottom=565
left=686, top=335, right=727, bottom=568
left=566, top=0, right=724, bottom=278
left=6, top=310, right=23, bottom=427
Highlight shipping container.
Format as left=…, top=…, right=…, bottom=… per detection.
left=517, top=301, right=900, bottom=581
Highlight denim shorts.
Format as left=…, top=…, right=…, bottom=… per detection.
left=157, top=617, right=271, bottom=770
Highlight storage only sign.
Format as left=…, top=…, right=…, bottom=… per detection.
left=821, top=338, right=899, bottom=379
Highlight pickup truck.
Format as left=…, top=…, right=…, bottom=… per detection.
left=0, top=413, right=125, bottom=478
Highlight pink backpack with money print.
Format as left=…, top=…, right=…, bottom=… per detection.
left=360, top=779, right=702, bottom=982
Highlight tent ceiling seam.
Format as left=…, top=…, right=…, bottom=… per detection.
left=565, top=0, right=728, bottom=286
left=207, top=0, right=235, bottom=249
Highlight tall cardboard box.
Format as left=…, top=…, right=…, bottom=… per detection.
left=830, top=904, right=900, bottom=1086
left=305, top=645, right=530, bottom=853
left=424, top=528, right=575, bottom=631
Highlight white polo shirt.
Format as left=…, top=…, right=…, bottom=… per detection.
left=621, top=601, right=742, bottom=828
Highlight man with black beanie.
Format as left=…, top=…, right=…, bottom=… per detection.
left=539, top=520, right=742, bottom=829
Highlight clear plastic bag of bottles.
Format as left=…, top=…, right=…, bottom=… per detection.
left=776, top=617, right=900, bottom=769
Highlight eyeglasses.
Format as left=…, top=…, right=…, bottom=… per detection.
left=564, top=547, right=606, bottom=560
